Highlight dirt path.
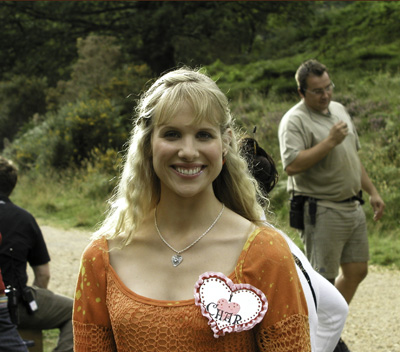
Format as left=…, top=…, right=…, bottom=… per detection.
left=28, top=225, right=400, bottom=352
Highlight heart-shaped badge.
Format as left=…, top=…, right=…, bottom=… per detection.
left=194, top=272, right=268, bottom=338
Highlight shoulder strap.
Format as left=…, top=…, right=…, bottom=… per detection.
left=292, top=254, right=317, bottom=310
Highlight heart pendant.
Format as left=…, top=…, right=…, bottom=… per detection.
left=172, top=254, right=183, bottom=267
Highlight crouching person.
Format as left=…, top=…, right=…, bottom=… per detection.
left=0, top=156, right=73, bottom=352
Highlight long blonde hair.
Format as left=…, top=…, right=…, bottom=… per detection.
left=94, top=67, right=266, bottom=245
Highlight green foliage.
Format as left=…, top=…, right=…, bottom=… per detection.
left=4, top=34, right=153, bottom=171
left=43, top=329, right=58, bottom=352
left=0, top=75, right=47, bottom=148
left=0, top=2, right=79, bottom=85
left=0, top=1, right=313, bottom=81
left=46, top=34, right=151, bottom=113
left=48, top=35, right=122, bottom=109
left=312, top=2, right=400, bottom=73
left=2, top=1, right=400, bottom=82
left=4, top=98, right=128, bottom=169
left=230, top=92, right=293, bottom=166
left=206, top=57, right=303, bottom=99
left=61, top=99, right=127, bottom=165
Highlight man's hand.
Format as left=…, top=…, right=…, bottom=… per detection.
left=360, top=163, right=385, bottom=221
left=329, top=121, right=348, bottom=146
left=370, top=193, right=385, bottom=221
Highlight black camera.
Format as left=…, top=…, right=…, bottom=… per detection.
left=22, top=286, right=38, bottom=314
left=289, top=195, right=306, bottom=230
left=5, top=286, right=20, bottom=324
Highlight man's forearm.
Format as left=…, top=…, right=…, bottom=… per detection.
left=33, top=276, right=49, bottom=289
left=32, top=263, right=50, bottom=289
left=360, top=162, right=385, bottom=221
left=285, top=120, right=349, bottom=175
left=285, top=137, right=336, bottom=175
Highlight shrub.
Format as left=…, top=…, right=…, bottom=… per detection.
left=46, top=34, right=152, bottom=113
left=4, top=98, right=129, bottom=170
left=0, top=75, right=48, bottom=149
left=206, top=57, right=301, bottom=99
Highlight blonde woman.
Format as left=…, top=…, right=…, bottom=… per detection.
left=73, top=68, right=311, bottom=351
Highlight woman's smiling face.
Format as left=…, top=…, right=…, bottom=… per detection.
left=151, top=103, right=225, bottom=200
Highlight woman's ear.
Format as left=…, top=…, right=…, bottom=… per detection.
left=222, top=128, right=233, bottom=153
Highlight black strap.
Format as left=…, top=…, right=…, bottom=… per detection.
left=292, top=254, right=317, bottom=310
left=308, top=197, right=317, bottom=225
left=339, top=190, right=365, bottom=205
left=306, top=190, right=363, bottom=227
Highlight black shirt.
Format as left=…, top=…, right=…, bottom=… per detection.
left=0, top=195, right=50, bottom=290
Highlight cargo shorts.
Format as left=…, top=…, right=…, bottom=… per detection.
left=301, top=201, right=369, bottom=279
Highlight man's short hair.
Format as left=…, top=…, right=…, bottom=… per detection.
left=295, top=59, right=328, bottom=95
left=0, top=156, right=18, bottom=196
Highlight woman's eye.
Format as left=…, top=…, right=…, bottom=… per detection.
left=163, top=130, right=180, bottom=139
left=197, top=131, right=213, bottom=140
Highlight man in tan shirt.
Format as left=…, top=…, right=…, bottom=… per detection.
left=278, top=59, right=385, bottom=352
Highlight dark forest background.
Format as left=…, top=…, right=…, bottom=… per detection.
left=1, top=1, right=399, bottom=268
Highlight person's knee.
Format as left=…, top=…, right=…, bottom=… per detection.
left=354, top=264, right=368, bottom=282
left=359, top=265, right=368, bottom=281
left=342, top=262, right=368, bottom=283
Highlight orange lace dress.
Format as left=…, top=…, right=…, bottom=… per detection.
left=73, top=227, right=311, bottom=351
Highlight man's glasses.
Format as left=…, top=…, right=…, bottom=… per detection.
left=305, top=82, right=335, bottom=96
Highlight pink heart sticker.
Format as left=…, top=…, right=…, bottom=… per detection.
left=194, top=272, right=268, bottom=338
left=217, top=298, right=241, bottom=318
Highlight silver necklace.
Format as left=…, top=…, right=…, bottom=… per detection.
left=154, top=204, right=225, bottom=267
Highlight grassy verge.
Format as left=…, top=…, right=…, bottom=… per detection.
left=11, top=168, right=113, bottom=231
left=43, top=330, right=58, bottom=352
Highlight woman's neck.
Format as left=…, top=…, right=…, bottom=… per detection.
left=155, top=196, right=223, bottom=234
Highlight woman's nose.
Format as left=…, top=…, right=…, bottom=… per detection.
left=178, top=137, right=199, bottom=160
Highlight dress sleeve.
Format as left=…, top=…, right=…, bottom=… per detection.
left=236, top=228, right=311, bottom=352
left=73, top=238, right=117, bottom=352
